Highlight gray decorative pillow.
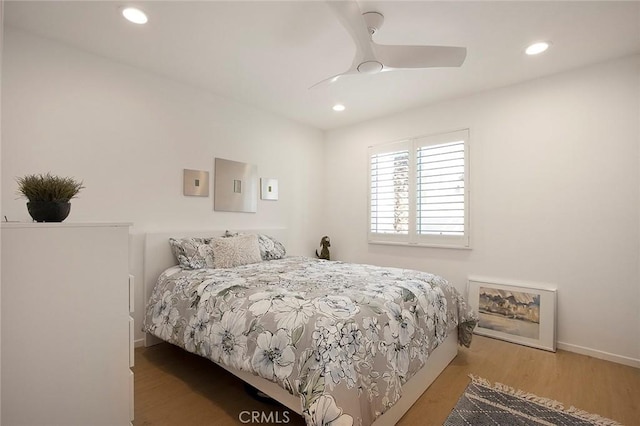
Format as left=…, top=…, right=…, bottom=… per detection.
left=223, top=230, right=286, bottom=261
left=211, top=234, right=262, bottom=269
left=257, top=234, right=286, bottom=260
left=168, top=237, right=215, bottom=269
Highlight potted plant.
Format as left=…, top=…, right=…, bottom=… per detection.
left=16, top=173, right=85, bottom=222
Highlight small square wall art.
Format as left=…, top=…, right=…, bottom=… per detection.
left=261, top=178, right=278, bottom=200
left=183, top=169, right=209, bottom=197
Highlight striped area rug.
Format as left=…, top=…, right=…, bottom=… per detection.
left=444, top=375, right=622, bottom=426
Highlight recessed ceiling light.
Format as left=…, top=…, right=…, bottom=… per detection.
left=332, top=104, right=346, bottom=112
left=525, top=42, right=550, bottom=55
left=122, top=7, right=148, bottom=25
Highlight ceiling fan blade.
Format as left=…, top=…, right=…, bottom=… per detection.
left=374, top=44, right=467, bottom=69
left=308, top=68, right=359, bottom=90
left=326, top=1, right=376, bottom=62
left=308, top=72, right=345, bottom=90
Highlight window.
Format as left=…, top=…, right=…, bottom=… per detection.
left=369, top=129, right=469, bottom=248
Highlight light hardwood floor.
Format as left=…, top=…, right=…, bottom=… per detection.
left=133, top=335, right=640, bottom=425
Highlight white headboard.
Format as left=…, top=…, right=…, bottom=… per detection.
left=143, top=228, right=288, bottom=346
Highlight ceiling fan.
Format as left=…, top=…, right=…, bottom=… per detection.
left=310, top=1, right=467, bottom=88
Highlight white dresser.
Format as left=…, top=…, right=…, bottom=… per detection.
left=1, top=223, right=133, bottom=426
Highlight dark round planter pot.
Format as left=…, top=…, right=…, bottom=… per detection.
left=27, top=201, right=71, bottom=222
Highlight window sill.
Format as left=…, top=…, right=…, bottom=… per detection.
left=368, top=239, right=472, bottom=250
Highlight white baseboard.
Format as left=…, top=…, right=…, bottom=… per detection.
left=557, top=341, right=640, bottom=368
left=134, top=338, right=146, bottom=348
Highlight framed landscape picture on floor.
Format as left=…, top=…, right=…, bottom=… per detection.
left=467, top=277, right=557, bottom=352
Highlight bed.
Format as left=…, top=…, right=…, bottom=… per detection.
left=142, top=229, right=477, bottom=426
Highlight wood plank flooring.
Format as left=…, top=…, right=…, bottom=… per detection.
left=133, top=335, right=640, bottom=425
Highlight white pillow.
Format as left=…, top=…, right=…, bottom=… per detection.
left=211, top=234, right=262, bottom=269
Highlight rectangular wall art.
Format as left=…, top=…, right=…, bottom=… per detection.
left=214, top=158, right=257, bottom=213
left=260, top=178, right=278, bottom=200
left=467, top=277, right=557, bottom=352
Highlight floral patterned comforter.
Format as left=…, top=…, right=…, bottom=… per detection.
left=143, top=257, right=477, bottom=426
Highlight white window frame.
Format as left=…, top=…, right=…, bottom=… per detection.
left=368, top=129, right=470, bottom=249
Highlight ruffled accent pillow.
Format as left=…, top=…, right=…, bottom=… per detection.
left=169, top=237, right=215, bottom=269
left=211, top=234, right=262, bottom=269
left=223, top=230, right=286, bottom=261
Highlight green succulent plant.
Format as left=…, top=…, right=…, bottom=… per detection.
left=16, top=173, right=85, bottom=203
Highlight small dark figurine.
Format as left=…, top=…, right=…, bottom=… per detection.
left=315, top=236, right=331, bottom=260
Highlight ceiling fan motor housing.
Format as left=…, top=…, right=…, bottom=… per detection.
left=357, top=60, right=384, bottom=74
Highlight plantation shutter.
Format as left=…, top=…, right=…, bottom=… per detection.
left=416, top=140, right=465, bottom=236
left=369, top=141, right=411, bottom=238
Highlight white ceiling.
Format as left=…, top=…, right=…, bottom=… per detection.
left=5, top=1, right=640, bottom=130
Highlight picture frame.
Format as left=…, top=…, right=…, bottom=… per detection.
left=467, top=277, right=557, bottom=352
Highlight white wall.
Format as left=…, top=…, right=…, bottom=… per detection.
left=1, top=27, right=325, bottom=343
left=2, top=26, right=639, bottom=367
left=324, top=55, right=640, bottom=366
